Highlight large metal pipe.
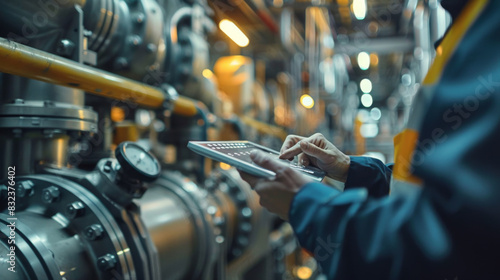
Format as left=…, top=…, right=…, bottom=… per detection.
left=0, top=38, right=198, bottom=115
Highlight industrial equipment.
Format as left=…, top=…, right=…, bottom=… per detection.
left=0, top=0, right=448, bottom=279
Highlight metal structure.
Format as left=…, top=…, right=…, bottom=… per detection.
left=0, top=0, right=304, bottom=280
left=0, top=0, right=445, bottom=279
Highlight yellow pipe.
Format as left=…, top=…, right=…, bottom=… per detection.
left=0, top=38, right=199, bottom=116
left=240, top=116, right=288, bottom=141
left=172, top=96, right=199, bottom=117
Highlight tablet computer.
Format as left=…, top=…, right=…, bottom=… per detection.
left=187, top=140, right=325, bottom=181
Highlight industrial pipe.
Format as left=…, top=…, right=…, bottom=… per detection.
left=240, top=116, right=288, bottom=141
left=0, top=38, right=198, bottom=116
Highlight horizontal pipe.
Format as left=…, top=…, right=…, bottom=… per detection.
left=0, top=38, right=198, bottom=116
left=239, top=116, right=288, bottom=141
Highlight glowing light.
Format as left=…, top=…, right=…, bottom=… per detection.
left=361, top=93, right=373, bottom=107
left=219, top=19, right=249, bottom=47
left=370, top=107, right=381, bottom=120
left=357, top=109, right=370, bottom=122
left=220, top=162, right=232, bottom=170
left=436, top=46, right=443, bottom=56
left=352, top=0, right=367, bottom=20
left=360, top=123, right=379, bottom=138
left=357, top=52, right=370, bottom=70
left=296, top=266, right=313, bottom=279
left=300, top=94, right=315, bottom=109
left=370, top=53, right=379, bottom=66
left=360, top=78, right=372, bottom=93
left=111, top=106, right=125, bottom=122
left=202, top=69, right=214, bottom=79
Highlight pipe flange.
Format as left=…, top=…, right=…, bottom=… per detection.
left=215, top=169, right=254, bottom=260
left=0, top=175, right=137, bottom=279
left=0, top=100, right=97, bottom=132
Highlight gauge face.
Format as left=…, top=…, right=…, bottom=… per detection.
left=124, top=144, right=159, bottom=176
left=116, top=142, right=161, bottom=182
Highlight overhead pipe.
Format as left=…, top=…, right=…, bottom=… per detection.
left=0, top=37, right=198, bottom=116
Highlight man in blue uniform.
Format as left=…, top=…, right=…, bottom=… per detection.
left=240, top=0, right=500, bottom=279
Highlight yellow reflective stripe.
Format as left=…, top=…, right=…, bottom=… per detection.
left=423, top=0, right=488, bottom=85
left=393, top=129, right=422, bottom=184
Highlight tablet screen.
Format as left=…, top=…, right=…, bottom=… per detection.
left=188, top=141, right=325, bottom=181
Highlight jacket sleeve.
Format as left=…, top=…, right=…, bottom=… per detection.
left=344, top=156, right=392, bottom=197
left=289, top=2, right=500, bottom=279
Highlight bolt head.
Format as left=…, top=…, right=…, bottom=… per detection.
left=84, top=224, right=104, bottom=240
left=113, top=57, right=129, bottom=70
left=17, top=181, right=34, bottom=198
left=97, top=254, right=117, bottom=271
left=146, top=43, right=156, bottom=53
left=56, top=39, right=75, bottom=57
left=42, top=186, right=60, bottom=203
left=134, top=13, right=145, bottom=24
left=103, top=165, right=111, bottom=173
left=128, top=35, right=142, bottom=48
left=66, top=201, right=85, bottom=219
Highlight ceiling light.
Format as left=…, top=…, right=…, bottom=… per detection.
left=357, top=52, right=370, bottom=70
left=361, top=93, right=373, bottom=107
left=352, top=0, right=367, bottom=20
left=300, top=94, right=315, bottom=109
left=219, top=19, right=249, bottom=48
left=370, top=107, right=381, bottom=120
left=360, top=78, right=372, bottom=93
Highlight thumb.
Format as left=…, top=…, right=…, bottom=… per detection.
left=250, top=150, right=286, bottom=172
left=300, top=141, right=329, bottom=161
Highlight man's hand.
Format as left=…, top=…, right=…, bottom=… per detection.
left=239, top=150, right=313, bottom=221
left=279, top=133, right=350, bottom=182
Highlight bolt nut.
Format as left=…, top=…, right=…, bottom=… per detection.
left=42, top=186, right=60, bottom=203
left=84, top=224, right=104, bottom=240
left=56, top=39, right=75, bottom=57
left=66, top=201, right=85, bottom=219
left=128, top=35, right=142, bottom=48
left=237, top=236, right=249, bottom=247
left=213, top=217, right=224, bottom=227
left=204, top=178, right=216, bottom=191
left=133, top=13, right=145, bottom=24
left=236, top=192, right=246, bottom=203
left=83, top=30, right=93, bottom=37
left=241, top=207, right=252, bottom=218
left=240, top=222, right=252, bottom=233
left=97, top=254, right=117, bottom=271
left=146, top=43, right=156, bottom=53
left=113, top=57, right=129, bottom=70
left=103, top=161, right=112, bottom=173
left=17, top=181, right=34, bottom=198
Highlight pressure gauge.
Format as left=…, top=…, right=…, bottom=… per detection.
left=115, top=142, right=161, bottom=182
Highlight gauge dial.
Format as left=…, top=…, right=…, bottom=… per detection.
left=115, top=142, right=161, bottom=182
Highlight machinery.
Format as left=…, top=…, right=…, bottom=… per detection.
left=0, top=0, right=450, bottom=279
left=0, top=0, right=308, bottom=279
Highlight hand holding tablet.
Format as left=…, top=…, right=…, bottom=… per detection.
left=187, top=140, right=325, bottom=181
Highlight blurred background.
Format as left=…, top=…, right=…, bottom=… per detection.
left=0, top=0, right=450, bottom=279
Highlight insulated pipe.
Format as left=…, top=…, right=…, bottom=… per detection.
left=0, top=38, right=198, bottom=115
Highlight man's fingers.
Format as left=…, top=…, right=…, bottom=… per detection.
left=299, top=141, right=328, bottom=160
left=251, top=150, right=288, bottom=172
left=279, top=142, right=303, bottom=160
left=298, top=153, right=310, bottom=166
left=280, top=135, right=304, bottom=154
left=237, top=170, right=260, bottom=187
